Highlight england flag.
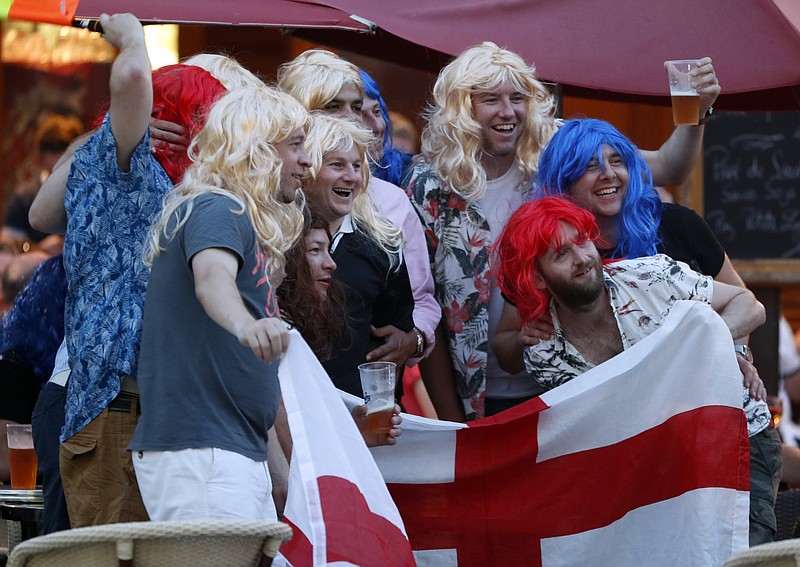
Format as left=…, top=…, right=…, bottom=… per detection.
left=277, top=300, right=750, bottom=566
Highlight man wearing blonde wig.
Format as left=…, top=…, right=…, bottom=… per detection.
left=278, top=49, right=440, bottom=379
left=128, top=86, right=309, bottom=521
left=405, top=41, right=721, bottom=420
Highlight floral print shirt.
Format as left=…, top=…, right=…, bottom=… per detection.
left=61, top=115, right=172, bottom=441
left=524, top=254, right=770, bottom=436
left=406, top=161, right=531, bottom=419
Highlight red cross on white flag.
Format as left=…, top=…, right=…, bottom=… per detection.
left=278, top=300, right=750, bottom=566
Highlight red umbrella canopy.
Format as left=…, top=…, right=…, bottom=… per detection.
left=73, top=0, right=374, bottom=31
left=318, top=0, right=800, bottom=107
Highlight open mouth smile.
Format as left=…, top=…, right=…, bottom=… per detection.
left=492, top=124, right=515, bottom=133
left=332, top=187, right=352, bottom=197
left=595, top=187, right=618, bottom=197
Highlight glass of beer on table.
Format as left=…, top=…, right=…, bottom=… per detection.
left=7, top=424, right=37, bottom=490
left=665, top=59, right=701, bottom=126
left=358, top=361, right=396, bottom=436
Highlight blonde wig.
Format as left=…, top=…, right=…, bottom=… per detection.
left=182, top=53, right=264, bottom=90
left=277, top=49, right=362, bottom=110
left=421, top=41, right=557, bottom=203
left=145, top=86, right=309, bottom=275
left=304, top=113, right=402, bottom=264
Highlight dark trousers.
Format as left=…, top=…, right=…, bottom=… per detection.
left=30, top=381, right=71, bottom=533
left=749, top=426, right=783, bottom=546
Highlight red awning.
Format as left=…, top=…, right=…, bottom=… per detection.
left=314, top=0, right=800, bottom=109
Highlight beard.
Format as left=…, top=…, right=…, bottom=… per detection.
left=542, top=262, right=605, bottom=311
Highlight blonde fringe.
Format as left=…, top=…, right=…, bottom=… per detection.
left=421, top=41, right=557, bottom=203
left=277, top=49, right=362, bottom=112
left=304, top=113, right=402, bottom=264
left=144, top=86, right=309, bottom=276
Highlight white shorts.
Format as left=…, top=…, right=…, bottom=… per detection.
left=133, top=447, right=277, bottom=521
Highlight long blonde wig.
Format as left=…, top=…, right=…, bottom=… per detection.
left=182, top=53, right=264, bottom=90
left=421, top=41, right=557, bottom=203
left=304, top=113, right=402, bottom=265
left=277, top=49, right=362, bottom=110
left=145, top=86, right=309, bottom=275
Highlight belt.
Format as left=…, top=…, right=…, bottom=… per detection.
left=108, top=392, right=141, bottom=415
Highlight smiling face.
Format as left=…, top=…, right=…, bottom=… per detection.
left=322, top=84, right=363, bottom=119
left=536, top=222, right=604, bottom=310
left=568, top=144, right=629, bottom=220
left=471, top=79, right=528, bottom=173
left=274, top=127, right=312, bottom=203
left=305, top=228, right=337, bottom=299
left=307, top=143, right=363, bottom=229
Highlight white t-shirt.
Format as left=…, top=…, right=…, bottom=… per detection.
left=478, top=166, right=546, bottom=400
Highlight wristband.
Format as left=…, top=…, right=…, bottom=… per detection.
left=412, top=327, right=425, bottom=357
left=734, top=344, right=753, bottom=363
left=697, top=106, right=714, bottom=126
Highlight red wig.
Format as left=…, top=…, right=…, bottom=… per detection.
left=494, top=197, right=601, bottom=324
left=93, top=64, right=227, bottom=183
left=149, top=64, right=227, bottom=182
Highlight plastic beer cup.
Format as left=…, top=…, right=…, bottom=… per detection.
left=7, top=424, right=37, bottom=490
left=358, top=361, right=396, bottom=436
left=665, top=60, right=702, bottom=126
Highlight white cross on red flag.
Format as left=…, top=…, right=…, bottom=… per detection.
left=278, top=300, right=750, bottom=566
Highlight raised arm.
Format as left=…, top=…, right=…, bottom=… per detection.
left=102, top=13, right=153, bottom=172
left=640, top=57, right=719, bottom=186
left=31, top=15, right=152, bottom=234
left=710, top=280, right=766, bottom=340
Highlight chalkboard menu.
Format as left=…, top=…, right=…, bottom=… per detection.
left=703, top=111, right=800, bottom=260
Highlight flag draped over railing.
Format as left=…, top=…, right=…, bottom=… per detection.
left=278, top=301, right=750, bottom=566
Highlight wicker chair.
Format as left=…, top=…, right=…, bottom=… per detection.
left=724, top=539, right=800, bottom=566
left=6, top=520, right=292, bottom=567
left=774, top=488, right=800, bottom=541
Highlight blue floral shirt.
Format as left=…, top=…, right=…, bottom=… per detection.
left=61, top=115, right=172, bottom=441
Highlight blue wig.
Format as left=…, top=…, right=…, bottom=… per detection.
left=359, top=69, right=413, bottom=187
left=537, top=118, right=662, bottom=259
left=0, top=254, right=66, bottom=384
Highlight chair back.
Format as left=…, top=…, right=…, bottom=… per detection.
left=6, top=519, right=292, bottom=567
left=774, top=488, right=800, bottom=541
left=724, top=538, right=800, bottom=566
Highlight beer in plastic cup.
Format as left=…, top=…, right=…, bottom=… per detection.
left=7, top=424, right=37, bottom=490
left=358, top=361, right=396, bottom=436
left=665, top=60, right=702, bottom=126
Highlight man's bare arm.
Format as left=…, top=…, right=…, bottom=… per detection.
left=192, top=247, right=288, bottom=364
left=103, top=13, right=153, bottom=172
left=29, top=131, right=94, bottom=234
left=491, top=302, right=528, bottom=375
left=418, top=322, right=466, bottom=422
left=710, top=280, right=766, bottom=340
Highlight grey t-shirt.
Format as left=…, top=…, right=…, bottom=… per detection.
left=130, top=193, right=281, bottom=461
